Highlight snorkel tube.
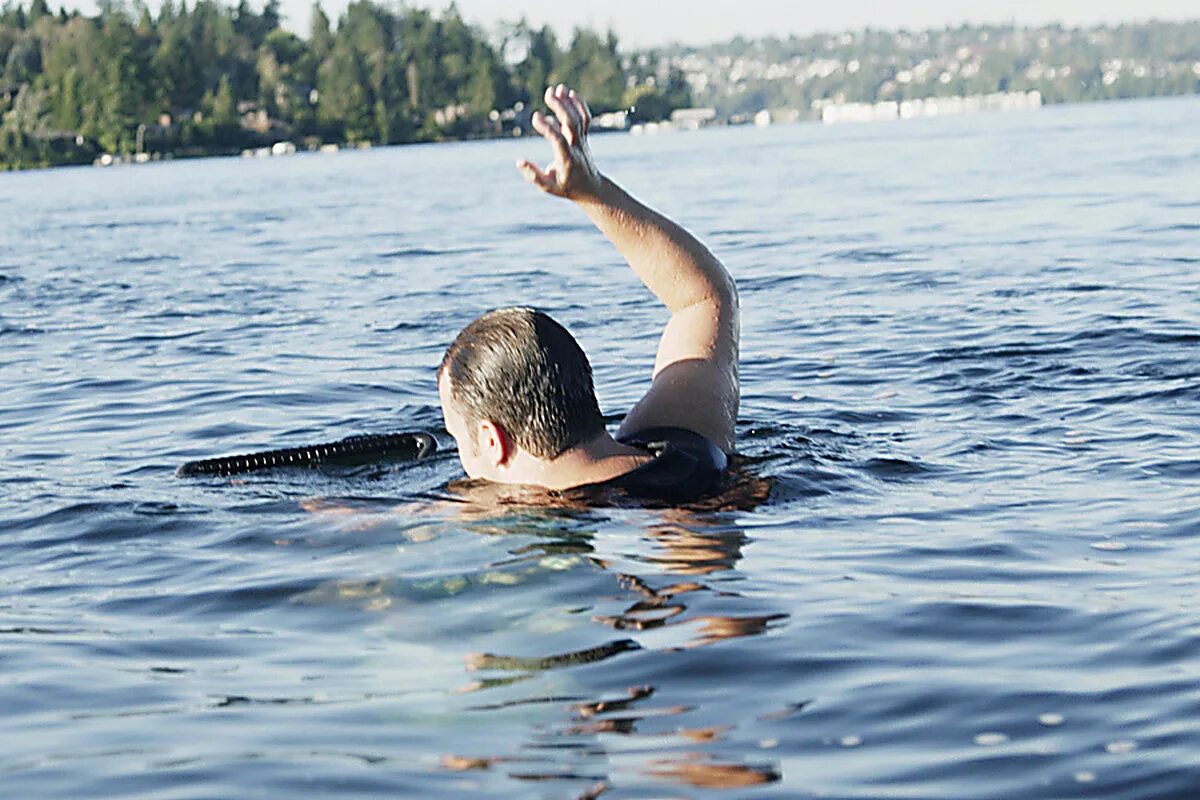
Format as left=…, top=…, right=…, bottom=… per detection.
left=177, top=431, right=437, bottom=477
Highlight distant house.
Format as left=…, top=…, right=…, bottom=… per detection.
left=239, top=107, right=288, bottom=137
left=669, top=107, right=718, bottom=130
left=593, top=109, right=629, bottom=131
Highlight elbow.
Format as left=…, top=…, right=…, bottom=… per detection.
left=723, top=271, right=740, bottom=309
left=685, top=279, right=736, bottom=316
left=711, top=264, right=738, bottom=311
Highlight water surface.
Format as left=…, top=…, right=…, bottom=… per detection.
left=1, top=96, right=1198, bottom=798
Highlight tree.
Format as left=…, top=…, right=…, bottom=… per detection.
left=317, top=38, right=371, bottom=141
left=28, top=0, right=51, bottom=23
left=308, top=2, right=331, bottom=63
left=509, top=22, right=558, bottom=105
left=559, top=28, right=623, bottom=111
left=4, top=35, right=42, bottom=84
left=0, top=82, right=50, bottom=167
left=623, top=84, right=670, bottom=121
left=464, top=41, right=504, bottom=117
left=211, top=73, right=235, bottom=122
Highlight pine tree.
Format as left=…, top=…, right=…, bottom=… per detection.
left=211, top=74, right=235, bottom=122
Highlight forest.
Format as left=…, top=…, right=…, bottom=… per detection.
left=0, top=0, right=690, bottom=169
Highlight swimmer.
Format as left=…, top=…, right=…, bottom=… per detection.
left=439, top=85, right=739, bottom=503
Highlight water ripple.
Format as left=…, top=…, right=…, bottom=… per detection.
left=1, top=96, right=1198, bottom=799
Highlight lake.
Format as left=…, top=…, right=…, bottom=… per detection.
left=1, top=95, right=1198, bottom=798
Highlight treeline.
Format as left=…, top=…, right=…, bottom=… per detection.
left=0, top=0, right=691, bottom=170
left=638, top=21, right=1200, bottom=117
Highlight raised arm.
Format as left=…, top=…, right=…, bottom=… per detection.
left=517, top=85, right=739, bottom=452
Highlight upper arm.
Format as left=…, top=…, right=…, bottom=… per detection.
left=617, top=295, right=740, bottom=453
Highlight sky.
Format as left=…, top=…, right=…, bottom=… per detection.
left=273, top=0, right=1199, bottom=47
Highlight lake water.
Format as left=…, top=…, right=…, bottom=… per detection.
left=1, top=96, right=1198, bottom=799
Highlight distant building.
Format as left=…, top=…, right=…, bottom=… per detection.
left=669, top=107, right=718, bottom=130
left=819, top=91, right=1042, bottom=124
left=593, top=110, right=629, bottom=131
left=433, top=104, right=467, bottom=127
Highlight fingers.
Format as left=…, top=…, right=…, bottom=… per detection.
left=521, top=85, right=592, bottom=198
left=545, top=84, right=583, bottom=146
left=568, top=88, right=591, bottom=136
left=516, top=159, right=560, bottom=195
left=531, top=109, right=569, bottom=164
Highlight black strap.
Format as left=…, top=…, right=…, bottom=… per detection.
left=176, top=432, right=437, bottom=477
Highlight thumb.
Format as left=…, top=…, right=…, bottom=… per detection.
left=516, top=160, right=558, bottom=194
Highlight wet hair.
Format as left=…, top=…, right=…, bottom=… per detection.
left=439, top=307, right=605, bottom=459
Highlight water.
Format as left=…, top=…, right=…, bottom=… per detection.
left=1, top=96, right=1198, bottom=798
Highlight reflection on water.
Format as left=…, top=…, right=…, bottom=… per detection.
left=465, top=639, right=643, bottom=673
left=298, top=486, right=789, bottom=793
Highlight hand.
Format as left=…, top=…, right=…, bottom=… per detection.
left=517, top=84, right=602, bottom=201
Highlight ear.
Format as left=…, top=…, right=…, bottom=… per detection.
left=476, top=419, right=514, bottom=468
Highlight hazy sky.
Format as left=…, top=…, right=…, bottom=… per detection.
left=273, top=0, right=1198, bottom=46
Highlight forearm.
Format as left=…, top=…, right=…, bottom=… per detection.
left=576, top=175, right=736, bottom=314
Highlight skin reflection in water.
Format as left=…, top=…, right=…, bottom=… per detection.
left=646, top=756, right=781, bottom=788
left=301, top=473, right=784, bottom=792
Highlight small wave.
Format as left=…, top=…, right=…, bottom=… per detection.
left=119, top=329, right=206, bottom=343
left=375, top=321, right=426, bottom=332
left=1145, top=223, right=1200, bottom=233
left=1144, top=459, right=1200, bottom=479
left=378, top=247, right=452, bottom=258
left=506, top=221, right=588, bottom=235
left=249, top=211, right=285, bottom=223
left=75, top=219, right=173, bottom=231
left=991, top=287, right=1037, bottom=298
left=68, top=377, right=145, bottom=391
left=14, top=451, right=68, bottom=463
left=209, top=693, right=320, bottom=708
left=0, top=500, right=203, bottom=539
left=768, top=469, right=859, bottom=499
left=891, top=600, right=1079, bottom=641
left=186, top=422, right=266, bottom=440
left=142, top=309, right=223, bottom=320
left=1067, top=327, right=1200, bottom=347
left=1060, top=283, right=1113, bottom=293
left=113, top=254, right=180, bottom=265
left=0, top=626, right=86, bottom=636
left=824, top=409, right=921, bottom=424
left=0, top=325, right=46, bottom=337
left=710, top=227, right=763, bottom=237
left=858, top=456, right=941, bottom=481
left=918, top=195, right=1004, bottom=206
left=1129, top=360, right=1200, bottom=381
left=923, top=343, right=1073, bottom=363
left=827, top=246, right=916, bottom=262
left=100, top=577, right=321, bottom=615
left=177, top=344, right=234, bottom=357
left=738, top=274, right=806, bottom=292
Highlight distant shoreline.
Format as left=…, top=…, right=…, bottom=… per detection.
left=4, top=93, right=1184, bottom=178
left=3, top=8, right=1195, bottom=173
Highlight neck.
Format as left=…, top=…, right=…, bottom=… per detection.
left=499, top=431, right=649, bottom=490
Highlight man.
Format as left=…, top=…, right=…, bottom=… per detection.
left=438, top=85, right=739, bottom=503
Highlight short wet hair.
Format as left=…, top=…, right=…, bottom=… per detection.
left=439, top=307, right=605, bottom=459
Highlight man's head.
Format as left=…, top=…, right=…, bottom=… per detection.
left=438, top=307, right=605, bottom=479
